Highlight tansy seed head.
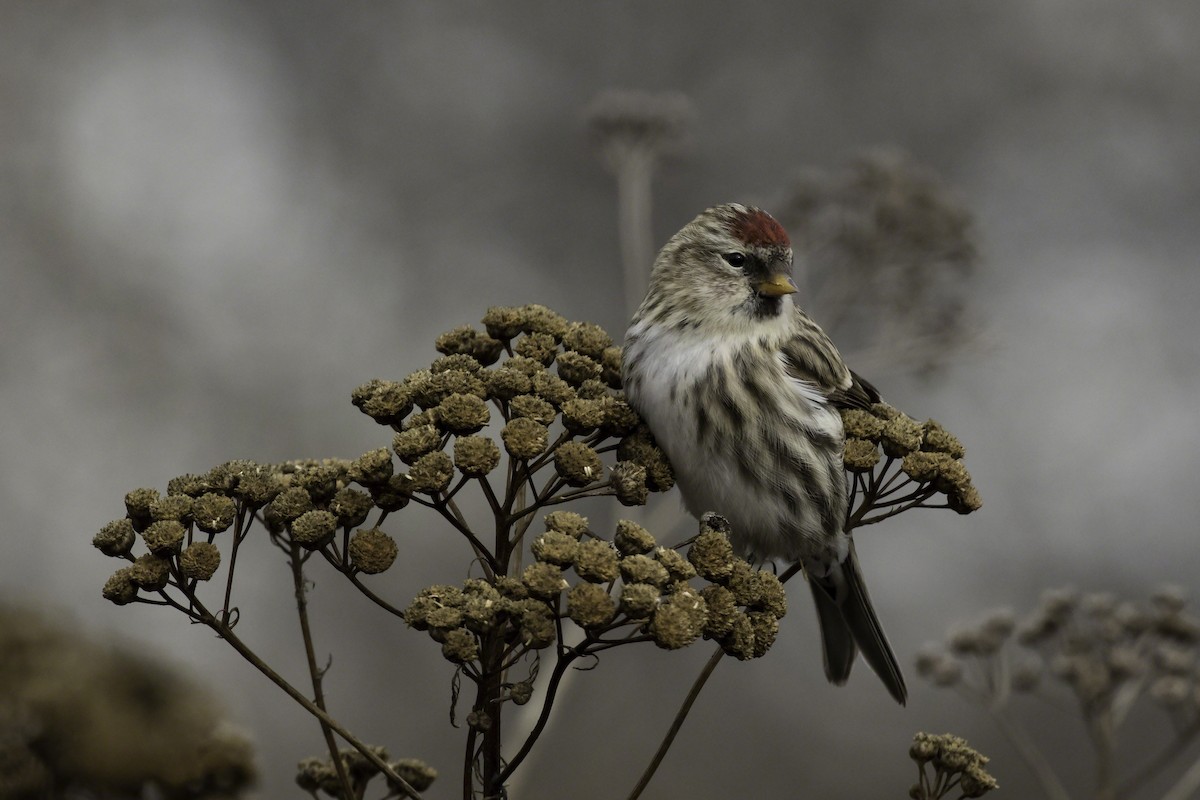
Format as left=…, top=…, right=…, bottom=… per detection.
left=748, top=611, right=780, bottom=657
left=567, top=582, right=616, bottom=628
left=103, top=567, right=138, bottom=605
left=514, top=332, right=559, bottom=365
left=600, top=395, right=640, bottom=436
left=520, top=304, right=569, bottom=340
left=504, top=355, right=545, bottom=377
left=720, top=612, right=756, bottom=660
left=522, top=562, right=568, bottom=601
left=369, top=474, right=412, bottom=512
left=436, top=393, right=490, bottom=435
left=601, top=346, right=623, bottom=388
left=431, top=354, right=483, bottom=375
left=544, top=510, right=589, bottom=539
left=556, top=351, right=602, bottom=386
left=150, top=494, right=193, bottom=523
left=553, top=442, right=603, bottom=487
left=701, top=585, right=738, bottom=638
left=329, top=487, right=374, bottom=528
left=620, top=554, right=670, bottom=588
left=124, top=487, right=160, bottom=524
left=407, top=451, right=454, bottom=493
left=193, top=493, right=237, bottom=533
left=393, top=425, right=442, bottom=465
left=130, top=553, right=171, bottom=591
left=348, top=448, right=394, bottom=486
left=351, top=379, right=413, bottom=425
left=435, top=327, right=502, bottom=366
left=614, top=520, right=655, bottom=555
left=531, top=531, right=579, bottom=567
left=94, top=519, right=137, bottom=557
left=142, top=520, right=185, bottom=556
left=655, top=547, right=697, bottom=581
left=619, top=582, right=660, bottom=619
left=486, top=366, right=533, bottom=400
left=502, top=418, right=549, bottom=459
left=453, top=436, right=500, bottom=477
left=562, top=322, right=613, bottom=360
left=561, top=398, right=606, bottom=434
left=180, top=542, right=221, bottom=581
left=482, top=306, right=526, bottom=341
left=841, top=409, right=885, bottom=441
left=843, top=438, right=881, bottom=472
left=573, top=539, right=620, bottom=583
left=882, top=414, right=924, bottom=457
left=390, top=759, right=439, bottom=793
left=532, top=371, right=576, bottom=407
left=290, top=510, right=338, bottom=549
left=509, top=394, right=557, bottom=425
left=441, top=628, right=479, bottom=664
left=922, top=419, right=965, bottom=458
left=348, top=528, right=398, bottom=574
left=649, top=588, right=707, bottom=649
left=688, top=526, right=735, bottom=582
left=611, top=461, right=649, bottom=505
left=616, top=429, right=674, bottom=491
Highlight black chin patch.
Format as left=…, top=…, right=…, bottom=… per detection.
left=748, top=293, right=784, bottom=318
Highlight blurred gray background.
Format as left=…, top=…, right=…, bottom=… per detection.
left=3, top=2, right=1199, bottom=797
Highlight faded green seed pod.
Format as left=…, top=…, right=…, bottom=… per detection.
left=881, top=414, right=924, bottom=457
left=193, top=493, right=237, bottom=533
left=562, top=322, right=613, bottom=359
left=291, top=510, right=338, bottom=549
left=614, top=520, right=655, bottom=555
left=349, top=448, right=394, bottom=486
left=522, top=562, right=568, bottom=600
left=567, top=582, right=616, bottom=628
left=514, top=332, right=559, bottom=365
left=544, top=511, right=588, bottom=539
left=620, top=554, right=670, bottom=588
left=453, top=436, right=501, bottom=477
left=555, top=351, right=602, bottom=386
left=142, top=520, right=185, bottom=556
left=526, top=526, right=576, bottom=563
left=348, top=528, right=398, bottom=574
left=94, top=519, right=137, bottom=557
left=103, top=567, right=138, bottom=605
left=843, top=439, right=881, bottom=472
left=574, top=539, right=619, bottom=583
left=655, top=547, right=696, bottom=581
left=561, top=398, right=606, bottom=434
left=408, top=451, right=454, bottom=493
left=509, top=394, right=557, bottom=425
left=130, top=553, right=171, bottom=591
left=840, top=408, right=885, bottom=441
left=502, top=418, right=549, bottom=459
left=441, top=628, right=479, bottom=664
left=610, top=461, right=649, bottom=506
left=554, top=442, right=603, bottom=487
left=619, top=583, right=660, bottom=619
left=700, top=585, right=738, bottom=638
left=436, top=393, right=490, bottom=435
left=482, top=306, right=526, bottom=341
left=180, top=542, right=221, bottom=581
left=393, top=425, right=442, bottom=465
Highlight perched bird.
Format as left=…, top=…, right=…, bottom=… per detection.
left=622, top=203, right=906, bottom=704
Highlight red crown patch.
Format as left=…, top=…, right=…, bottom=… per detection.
left=730, top=208, right=790, bottom=249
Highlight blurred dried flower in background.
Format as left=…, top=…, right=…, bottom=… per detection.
left=918, top=585, right=1200, bottom=800
left=908, top=732, right=998, bottom=799
left=778, top=148, right=979, bottom=377
left=0, top=604, right=255, bottom=799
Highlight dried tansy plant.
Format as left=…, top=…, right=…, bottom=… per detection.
left=918, top=586, right=1200, bottom=800
left=92, top=304, right=979, bottom=799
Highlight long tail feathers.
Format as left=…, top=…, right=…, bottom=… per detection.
left=809, top=543, right=908, bottom=705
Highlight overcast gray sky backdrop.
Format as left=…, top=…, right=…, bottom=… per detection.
left=3, top=2, right=1199, bottom=798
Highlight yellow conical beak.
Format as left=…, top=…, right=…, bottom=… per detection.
left=755, top=274, right=797, bottom=297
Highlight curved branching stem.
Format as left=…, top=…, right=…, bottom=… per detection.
left=496, top=646, right=582, bottom=785
left=626, top=645, right=726, bottom=800
left=289, top=541, right=355, bottom=800
left=185, top=593, right=424, bottom=800
left=1119, top=719, right=1200, bottom=797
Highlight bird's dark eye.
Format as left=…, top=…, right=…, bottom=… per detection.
left=722, top=252, right=747, bottom=270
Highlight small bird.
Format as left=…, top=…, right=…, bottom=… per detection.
left=622, top=203, right=906, bottom=704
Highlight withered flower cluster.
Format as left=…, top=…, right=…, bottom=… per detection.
left=296, top=748, right=436, bottom=800
left=839, top=403, right=980, bottom=526
left=917, top=586, right=1200, bottom=800
left=908, top=733, right=998, bottom=799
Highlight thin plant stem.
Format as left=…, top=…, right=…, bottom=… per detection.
left=982, top=707, right=1072, bottom=800
left=496, top=648, right=581, bottom=785
left=626, top=644, right=725, bottom=800
left=290, top=542, right=355, bottom=800
left=1118, top=719, right=1200, bottom=796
